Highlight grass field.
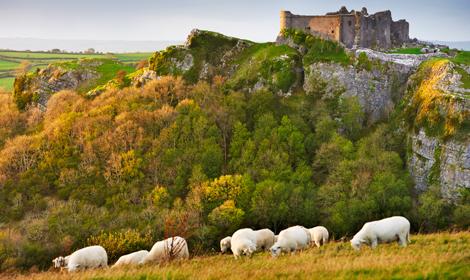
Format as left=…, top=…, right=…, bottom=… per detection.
left=0, top=51, right=153, bottom=91
left=5, top=232, right=469, bottom=280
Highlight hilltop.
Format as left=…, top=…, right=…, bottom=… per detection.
left=0, top=28, right=468, bottom=274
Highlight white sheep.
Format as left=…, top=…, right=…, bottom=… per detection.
left=112, top=250, right=149, bottom=267
left=270, top=226, right=311, bottom=257
left=351, top=216, right=411, bottom=250
left=230, top=228, right=257, bottom=259
left=140, top=236, right=189, bottom=264
left=254, top=228, right=275, bottom=251
left=220, top=236, right=232, bottom=253
left=52, top=245, right=108, bottom=272
left=308, top=226, right=329, bottom=247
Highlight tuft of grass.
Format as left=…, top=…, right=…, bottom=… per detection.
left=388, top=48, right=423, bottom=55
left=452, top=51, right=470, bottom=66
left=455, top=66, right=470, bottom=90
left=7, top=232, right=470, bottom=280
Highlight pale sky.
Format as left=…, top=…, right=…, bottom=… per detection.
left=0, top=0, right=469, bottom=42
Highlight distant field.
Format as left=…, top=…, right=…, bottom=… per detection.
left=6, top=232, right=470, bottom=280
left=0, top=51, right=153, bottom=91
left=0, top=60, right=20, bottom=71
left=0, top=77, right=15, bottom=90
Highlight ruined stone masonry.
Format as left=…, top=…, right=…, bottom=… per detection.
left=280, top=6, right=409, bottom=49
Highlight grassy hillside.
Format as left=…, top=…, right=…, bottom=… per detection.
left=8, top=232, right=470, bottom=280
left=0, top=51, right=152, bottom=91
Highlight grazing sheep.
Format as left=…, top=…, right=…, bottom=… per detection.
left=270, top=226, right=311, bottom=257
left=351, top=216, right=411, bottom=251
left=308, top=226, right=329, bottom=247
left=140, top=236, right=189, bottom=264
left=231, top=228, right=257, bottom=259
left=112, top=250, right=149, bottom=267
left=274, top=235, right=278, bottom=243
left=52, top=245, right=108, bottom=272
left=220, top=236, right=232, bottom=253
left=254, top=229, right=275, bottom=251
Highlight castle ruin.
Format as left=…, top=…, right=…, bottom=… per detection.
left=280, top=6, right=409, bottom=49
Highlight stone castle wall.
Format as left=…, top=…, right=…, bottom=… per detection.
left=280, top=7, right=409, bottom=49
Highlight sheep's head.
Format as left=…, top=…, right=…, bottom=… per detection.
left=220, top=237, right=231, bottom=253
left=242, top=243, right=256, bottom=256
left=52, top=256, right=66, bottom=268
left=350, top=238, right=362, bottom=251
left=270, top=244, right=281, bottom=257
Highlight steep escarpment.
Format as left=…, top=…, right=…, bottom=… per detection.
left=404, top=58, right=469, bottom=199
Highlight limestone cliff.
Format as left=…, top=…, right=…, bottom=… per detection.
left=404, top=58, right=469, bottom=199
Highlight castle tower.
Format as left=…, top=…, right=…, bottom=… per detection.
left=280, top=10, right=292, bottom=30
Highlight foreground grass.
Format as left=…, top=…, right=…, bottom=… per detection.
left=5, top=232, right=469, bottom=280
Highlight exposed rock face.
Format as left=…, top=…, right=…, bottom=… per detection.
left=409, top=129, right=470, bottom=200
left=405, top=59, right=470, bottom=200
left=356, top=49, right=444, bottom=68
left=304, top=55, right=412, bottom=123
left=15, top=60, right=100, bottom=110
left=133, top=69, right=158, bottom=87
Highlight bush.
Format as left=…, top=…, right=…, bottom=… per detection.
left=208, top=200, right=245, bottom=237
left=86, top=229, right=153, bottom=263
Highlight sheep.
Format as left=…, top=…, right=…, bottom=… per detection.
left=270, top=226, right=311, bottom=257
left=140, top=236, right=189, bottom=264
left=230, top=228, right=257, bottom=259
left=52, top=245, right=108, bottom=272
left=112, top=250, right=149, bottom=267
left=220, top=236, right=232, bottom=253
left=254, top=228, right=275, bottom=251
left=351, top=216, right=411, bottom=251
left=274, top=235, right=279, bottom=243
left=308, top=226, right=329, bottom=247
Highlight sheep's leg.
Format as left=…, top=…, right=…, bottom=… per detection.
left=370, top=238, right=378, bottom=249
left=398, top=234, right=408, bottom=247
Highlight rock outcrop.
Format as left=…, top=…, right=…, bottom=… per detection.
left=405, top=58, right=469, bottom=200
left=13, top=58, right=131, bottom=110
left=304, top=49, right=419, bottom=123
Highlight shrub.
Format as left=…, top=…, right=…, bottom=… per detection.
left=208, top=200, right=245, bottom=237
left=86, top=229, right=153, bottom=263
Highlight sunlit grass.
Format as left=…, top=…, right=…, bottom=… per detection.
left=7, top=232, right=470, bottom=280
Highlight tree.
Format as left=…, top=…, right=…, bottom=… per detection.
left=84, top=48, right=96, bottom=54
left=208, top=200, right=245, bottom=236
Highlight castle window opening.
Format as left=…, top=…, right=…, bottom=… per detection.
left=348, top=21, right=352, bottom=26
